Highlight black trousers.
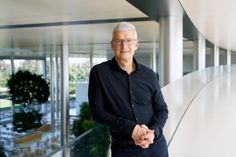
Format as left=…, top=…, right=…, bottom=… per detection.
left=111, top=134, right=168, bottom=157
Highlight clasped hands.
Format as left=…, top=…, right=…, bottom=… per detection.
left=131, top=124, right=155, bottom=149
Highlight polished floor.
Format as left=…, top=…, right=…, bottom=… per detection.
left=162, top=65, right=236, bottom=157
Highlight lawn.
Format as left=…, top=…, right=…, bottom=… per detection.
left=0, top=87, right=11, bottom=99
left=0, top=99, right=12, bottom=108
left=0, top=87, right=12, bottom=109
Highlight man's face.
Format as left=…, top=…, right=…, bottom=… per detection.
left=111, top=30, right=138, bottom=62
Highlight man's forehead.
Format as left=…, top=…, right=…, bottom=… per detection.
left=114, top=30, right=135, bottom=33
left=113, top=30, right=135, bottom=37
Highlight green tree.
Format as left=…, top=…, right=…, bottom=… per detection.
left=70, top=63, right=79, bottom=83
left=69, top=62, right=90, bottom=96
left=0, top=60, right=10, bottom=87
left=18, top=60, right=41, bottom=75
left=72, top=102, right=96, bottom=136
left=7, top=70, right=50, bottom=132
left=77, top=63, right=90, bottom=82
left=7, top=70, right=49, bottom=106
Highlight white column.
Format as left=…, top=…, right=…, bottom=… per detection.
left=152, top=41, right=157, bottom=73
left=227, top=49, right=231, bottom=66
left=55, top=52, right=60, bottom=119
left=42, top=58, right=47, bottom=78
left=193, top=41, right=197, bottom=71
left=159, top=16, right=183, bottom=86
left=90, top=46, right=93, bottom=68
left=196, top=33, right=206, bottom=70
left=41, top=58, right=48, bottom=114
left=10, top=56, right=15, bottom=117
left=60, top=44, right=69, bottom=147
left=213, top=45, right=219, bottom=66
left=50, top=52, right=55, bottom=131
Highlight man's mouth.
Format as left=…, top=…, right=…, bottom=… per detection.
left=120, top=51, right=129, bottom=53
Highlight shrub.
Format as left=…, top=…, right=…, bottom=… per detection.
left=12, top=110, right=42, bottom=132
left=0, top=142, right=6, bottom=157
left=72, top=102, right=96, bottom=136
left=7, top=70, right=50, bottom=132
left=71, top=102, right=110, bottom=157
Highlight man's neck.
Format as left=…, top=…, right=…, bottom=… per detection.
left=116, top=58, right=135, bottom=75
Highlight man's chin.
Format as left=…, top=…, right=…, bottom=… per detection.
left=119, top=55, right=132, bottom=60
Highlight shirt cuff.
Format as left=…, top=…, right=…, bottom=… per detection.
left=127, top=122, right=137, bottom=137
left=150, top=124, right=162, bottom=139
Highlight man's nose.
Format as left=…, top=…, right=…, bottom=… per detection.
left=120, top=41, right=128, bottom=46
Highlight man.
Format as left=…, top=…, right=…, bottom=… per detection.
left=88, top=22, right=168, bottom=157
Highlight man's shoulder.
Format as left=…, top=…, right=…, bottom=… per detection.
left=138, top=63, right=156, bottom=74
left=91, top=60, right=110, bottom=71
left=137, top=63, right=159, bottom=83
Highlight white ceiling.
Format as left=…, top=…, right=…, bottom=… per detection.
left=180, top=0, right=236, bottom=51
left=0, top=0, right=146, bottom=24
left=0, top=0, right=161, bottom=57
left=1, top=0, right=235, bottom=57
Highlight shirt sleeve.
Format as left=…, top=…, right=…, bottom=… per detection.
left=88, top=67, right=136, bottom=137
left=149, top=72, right=168, bottom=137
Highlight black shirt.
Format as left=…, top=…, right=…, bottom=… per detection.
left=88, top=57, right=168, bottom=140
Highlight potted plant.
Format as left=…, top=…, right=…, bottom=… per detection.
left=7, top=70, right=50, bottom=132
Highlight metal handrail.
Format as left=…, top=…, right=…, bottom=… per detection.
left=46, top=125, right=100, bottom=157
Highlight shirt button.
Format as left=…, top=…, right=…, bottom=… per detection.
left=136, top=118, right=138, bottom=121
left=132, top=104, right=135, bottom=107
left=130, top=90, right=132, bottom=94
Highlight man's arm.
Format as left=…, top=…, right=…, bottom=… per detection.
left=88, top=67, right=136, bottom=137
left=149, top=73, right=169, bottom=138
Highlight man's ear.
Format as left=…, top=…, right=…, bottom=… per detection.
left=134, top=41, right=139, bottom=50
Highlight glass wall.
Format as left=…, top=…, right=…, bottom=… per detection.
left=206, top=43, right=214, bottom=67
left=183, top=40, right=194, bottom=75
left=0, top=57, right=52, bottom=156
left=68, top=44, right=109, bottom=138
left=232, top=52, right=236, bottom=64
left=14, top=59, right=44, bottom=75
left=0, top=59, right=11, bottom=120
left=219, top=49, right=227, bottom=65
left=135, top=42, right=155, bottom=69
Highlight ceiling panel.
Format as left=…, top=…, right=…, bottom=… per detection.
left=0, top=21, right=159, bottom=47
left=0, top=0, right=159, bottom=57
left=0, top=0, right=147, bottom=25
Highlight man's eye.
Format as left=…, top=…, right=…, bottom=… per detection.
left=126, top=39, right=133, bottom=43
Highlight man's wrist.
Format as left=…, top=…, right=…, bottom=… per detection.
left=154, top=130, right=159, bottom=139
left=131, top=125, right=139, bottom=140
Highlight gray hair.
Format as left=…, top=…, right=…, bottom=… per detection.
left=112, top=22, right=138, bottom=39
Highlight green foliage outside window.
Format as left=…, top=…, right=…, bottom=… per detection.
left=0, top=60, right=10, bottom=87
left=71, top=102, right=110, bottom=157
left=69, top=63, right=90, bottom=97
left=72, top=102, right=96, bottom=136
left=17, top=60, right=42, bottom=75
